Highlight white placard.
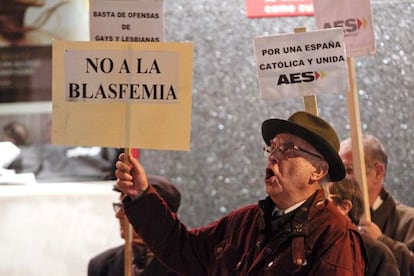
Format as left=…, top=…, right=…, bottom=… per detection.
left=53, top=40, right=194, bottom=151
left=253, top=28, right=348, bottom=100
left=89, top=0, right=164, bottom=42
left=313, top=0, right=376, bottom=57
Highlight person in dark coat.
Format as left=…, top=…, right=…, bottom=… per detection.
left=340, top=134, right=414, bottom=276
left=115, top=111, right=367, bottom=275
left=88, top=175, right=181, bottom=276
left=325, top=177, right=400, bottom=276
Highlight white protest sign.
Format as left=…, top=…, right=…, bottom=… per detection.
left=253, top=28, right=348, bottom=100
left=89, top=0, right=164, bottom=42
left=313, top=0, right=375, bottom=57
left=52, top=40, right=193, bottom=151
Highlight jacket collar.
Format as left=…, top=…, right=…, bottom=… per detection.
left=258, top=190, right=326, bottom=225
left=258, top=190, right=327, bottom=268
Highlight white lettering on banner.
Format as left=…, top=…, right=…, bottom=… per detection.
left=263, top=4, right=313, bottom=14
left=298, top=4, right=313, bottom=13
left=264, top=5, right=296, bottom=14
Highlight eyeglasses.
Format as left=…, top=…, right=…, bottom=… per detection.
left=112, top=202, right=123, bottom=213
left=263, top=143, right=324, bottom=160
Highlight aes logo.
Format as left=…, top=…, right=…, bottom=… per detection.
left=277, top=71, right=326, bottom=85
left=323, top=18, right=368, bottom=33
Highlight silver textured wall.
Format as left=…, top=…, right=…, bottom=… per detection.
left=140, top=0, right=414, bottom=228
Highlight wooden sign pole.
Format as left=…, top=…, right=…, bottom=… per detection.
left=123, top=148, right=133, bottom=276
left=124, top=217, right=133, bottom=276
left=346, top=57, right=371, bottom=222
left=294, top=27, right=318, bottom=116
left=292, top=27, right=370, bottom=222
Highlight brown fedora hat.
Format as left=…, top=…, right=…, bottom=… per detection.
left=262, top=111, right=345, bottom=181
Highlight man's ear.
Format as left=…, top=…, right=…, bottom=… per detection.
left=311, top=161, right=329, bottom=181
left=339, top=199, right=353, bottom=216
left=373, top=162, right=386, bottom=179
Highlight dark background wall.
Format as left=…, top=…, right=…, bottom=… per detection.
left=139, top=0, right=414, bottom=228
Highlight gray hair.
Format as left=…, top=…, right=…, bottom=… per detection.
left=342, top=134, right=388, bottom=175
left=361, top=134, right=388, bottom=172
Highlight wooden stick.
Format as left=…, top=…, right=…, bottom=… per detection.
left=124, top=217, right=133, bottom=276
left=123, top=147, right=133, bottom=276
left=294, top=27, right=318, bottom=116
left=303, top=95, right=319, bottom=116
left=346, top=58, right=371, bottom=222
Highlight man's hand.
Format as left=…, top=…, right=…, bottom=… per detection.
left=115, top=153, right=149, bottom=199
left=358, top=218, right=383, bottom=240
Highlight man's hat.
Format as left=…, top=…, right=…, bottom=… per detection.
left=113, top=175, right=181, bottom=213
left=261, top=111, right=345, bottom=181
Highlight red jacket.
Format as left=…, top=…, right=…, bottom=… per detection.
left=124, top=188, right=366, bottom=275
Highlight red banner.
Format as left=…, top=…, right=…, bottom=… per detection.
left=246, top=0, right=314, bottom=18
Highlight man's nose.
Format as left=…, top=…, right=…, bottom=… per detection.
left=268, top=154, right=280, bottom=165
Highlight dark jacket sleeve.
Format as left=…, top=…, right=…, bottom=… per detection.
left=363, top=235, right=400, bottom=276
left=378, top=202, right=414, bottom=276
left=379, top=235, right=414, bottom=275
left=123, top=185, right=227, bottom=275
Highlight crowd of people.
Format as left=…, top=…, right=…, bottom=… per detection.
left=339, top=134, right=414, bottom=275
left=3, top=112, right=414, bottom=275
left=87, top=111, right=414, bottom=275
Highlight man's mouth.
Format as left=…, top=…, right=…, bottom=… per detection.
left=265, top=168, right=274, bottom=180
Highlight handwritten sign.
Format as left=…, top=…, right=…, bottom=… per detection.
left=89, top=0, right=164, bottom=42
left=313, top=0, right=376, bottom=57
left=253, top=28, right=348, bottom=99
left=52, top=40, right=193, bottom=151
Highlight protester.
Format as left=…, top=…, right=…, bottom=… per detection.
left=1, top=121, right=30, bottom=146
left=325, top=177, right=400, bottom=276
left=340, top=134, right=414, bottom=275
left=115, top=111, right=366, bottom=275
left=88, top=175, right=180, bottom=276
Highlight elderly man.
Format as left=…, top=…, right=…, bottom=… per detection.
left=115, top=111, right=366, bottom=275
left=340, top=134, right=414, bottom=276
